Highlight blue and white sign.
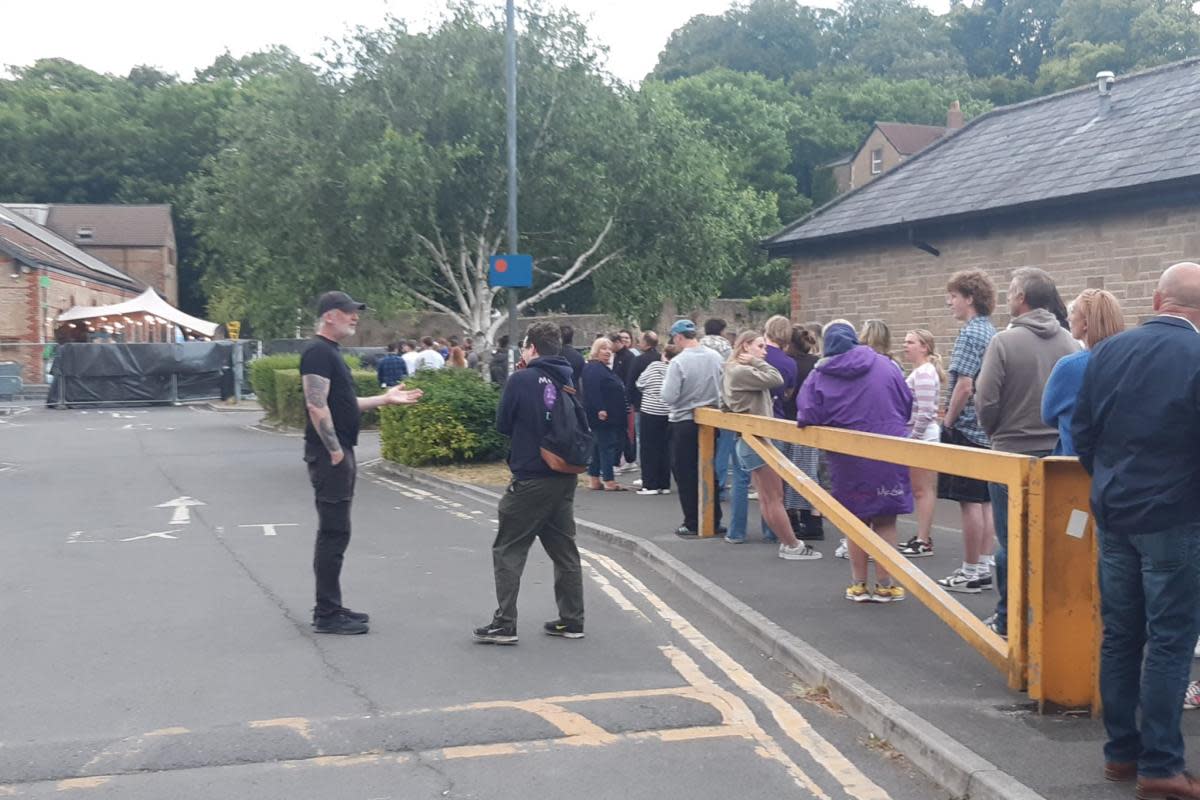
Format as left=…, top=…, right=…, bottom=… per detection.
left=488, top=253, right=533, bottom=288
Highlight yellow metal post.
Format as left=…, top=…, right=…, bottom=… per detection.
left=1026, top=458, right=1101, bottom=712
left=698, top=423, right=716, bottom=538
left=1008, top=462, right=1032, bottom=691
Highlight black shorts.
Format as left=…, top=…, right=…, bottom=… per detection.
left=936, top=428, right=992, bottom=504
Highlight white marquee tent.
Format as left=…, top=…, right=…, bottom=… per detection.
left=57, top=288, right=219, bottom=338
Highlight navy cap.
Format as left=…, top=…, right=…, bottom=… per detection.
left=317, top=291, right=367, bottom=315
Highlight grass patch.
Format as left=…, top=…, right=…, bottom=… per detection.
left=421, top=461, right=514, bottom=487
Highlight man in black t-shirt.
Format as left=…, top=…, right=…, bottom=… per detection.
left=301, top=291, right=423, bottom=635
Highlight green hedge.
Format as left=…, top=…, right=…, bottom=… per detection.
left=250, top=352, right=362, bottom=419
left=380, top=368, right=504, bottom=465
left=249, top=354, right=301, bottom=417
left=274, top=368, right=383, bottom=430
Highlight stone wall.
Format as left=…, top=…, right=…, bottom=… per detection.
left=788, top=196, right=1200, bottom=360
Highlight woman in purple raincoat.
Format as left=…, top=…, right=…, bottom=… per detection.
left=795, top=321, right=914, bottom=604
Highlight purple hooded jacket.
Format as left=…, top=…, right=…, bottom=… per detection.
left=795, top=339, right=914, bottom=520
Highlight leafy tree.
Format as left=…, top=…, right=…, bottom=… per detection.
left=829, top=0, right=969, bottom=81
left=193, top=5, right=774, bottom=337
left=948, top=0, right=1061, bottom=80
left=652, top=0, right=832, bottom=82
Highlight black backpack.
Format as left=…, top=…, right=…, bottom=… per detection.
left=532, top=364, right=593, bottom=474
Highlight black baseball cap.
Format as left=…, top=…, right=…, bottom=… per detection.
left=317, top=291, right=367, bottom=315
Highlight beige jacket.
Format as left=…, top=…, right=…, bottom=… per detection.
left=721, top=358, right=783, bottom=417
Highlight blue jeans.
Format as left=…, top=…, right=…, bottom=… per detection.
left=724, top=451, right=753, bottom=541
left=1098, top=526, right=1200, bottom=778
left=715, top=429, right=736, bottom=495
left=989, top=481, right=1009, bottom=633
left=587, top=426, right=622, bottom=482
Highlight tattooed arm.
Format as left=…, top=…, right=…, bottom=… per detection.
left=302, top=374, right=344, bottom=465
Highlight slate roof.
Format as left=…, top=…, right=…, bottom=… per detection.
left=43, top=204, right=174, bottom=247
left=765, top=57, right=1200, bottom=255
left=875, top=122, right=948, bottom=155
left=0, top=204, right=139, bottom=288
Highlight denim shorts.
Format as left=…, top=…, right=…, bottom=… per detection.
left=735, top=437, right=768, bottom=472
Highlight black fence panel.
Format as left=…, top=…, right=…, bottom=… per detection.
left=49, top=342, right=237, bottom=407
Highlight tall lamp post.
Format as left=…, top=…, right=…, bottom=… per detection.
left=504, top=0, right=520, bottom=371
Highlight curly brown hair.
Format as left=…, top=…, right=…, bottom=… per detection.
left=946, top=270, right=996, bottom=316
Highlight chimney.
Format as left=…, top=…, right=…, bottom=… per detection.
left=1097, top=70, right=1115, bottom=116
left=946, top=100, right=964, bottom=130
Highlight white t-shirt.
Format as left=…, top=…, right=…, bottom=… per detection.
left=415, top=349, right=445, bottom=371
left=401, top=351, right=420, bottom=374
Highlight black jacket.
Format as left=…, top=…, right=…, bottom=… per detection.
left=1073, top=316, right=1200, bottom=536
left=561, top=345, right=585, bottom=387
left=626, top=347, right=661, bottom=409
left=496, top=356, right=576, bottom=481
left=489, top=349, right=510, bottom=387
left=611, top=347, right=635, bottom=386
left=582, top=360, right=627, bottom=429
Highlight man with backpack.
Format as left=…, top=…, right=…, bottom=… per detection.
left=474, top=322, right=589, bottom=645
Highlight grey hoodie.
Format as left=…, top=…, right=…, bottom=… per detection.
left=975, top=308, right=1079, bottom=453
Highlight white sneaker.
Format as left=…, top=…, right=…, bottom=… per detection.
left=747, top=491, right=759, bottom=501
left=658, top=488, right=671, bottom=495
left=779, top=543, right=823, bottom=561
left=636, top=488, right=659, bottom=496
left=632, top=479, right=643, bottom=488
left=834, top=538, right=848, bottom=559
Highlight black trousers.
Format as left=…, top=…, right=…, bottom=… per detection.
left=669, top=419, right=722, bottom=532
left=491, top=474, right=583, bottom=628
left=305, top=444, right=357, bottom=618
left=639, top=413, right=672, bottom=491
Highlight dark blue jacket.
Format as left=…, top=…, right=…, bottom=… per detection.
left=581, top=360, right=627, bottom=429
left=496, top=355, right=575, bottom=481
left=1073, top=316, right=1200, bottom=536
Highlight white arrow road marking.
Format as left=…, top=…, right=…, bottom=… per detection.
left=155, top=496, right=206, bottom=525
left=67, top=531, right=104, bottom=544
left=238, top=523, right=299, bottom=537
left=121, top=529, right=180, bottom=542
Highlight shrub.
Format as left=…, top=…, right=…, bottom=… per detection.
left=380, top=368, right=504, bottom=465
left=249, top=352, right=364, bottom=419
left=274, top=368, right=383, bottom=430
left=747, top=291, right=790, bottom=317
left=249, top=354, right=300, bottom=417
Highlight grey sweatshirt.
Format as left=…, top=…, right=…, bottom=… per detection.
left=661, top=343, right=724, bottom=422
left=976, top=308, right=1079, bottom=453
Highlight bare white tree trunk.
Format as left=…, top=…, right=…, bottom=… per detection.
left=411, top=216, right=623, bottom=348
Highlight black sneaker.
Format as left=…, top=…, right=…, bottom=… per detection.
left=544, top=619, right=585, bottom=639
left=337, top=607, right=370, bottom=623
left=674, top=525, right=699, bottom=538
left=313, top=611, right=369, bottom=635
left=898, top=537, right=933, bottom=558
left=975, top=573, right=994, bottom=590
left=473, top=623, right=518, bottom=645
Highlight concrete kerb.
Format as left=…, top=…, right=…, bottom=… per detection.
left=374, top=460, right=1046, bottom=800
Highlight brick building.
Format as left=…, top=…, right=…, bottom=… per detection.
left=764, top=59, right=1200, bottom=356
left=826, top=103, right=965, bottom=195
left=0, top=204, right=140, bottom=383
left=5, top=204, right=177, bottom=305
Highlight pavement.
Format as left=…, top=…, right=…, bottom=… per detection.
left=0, top=405, right=948, bottom=800
left=391, top=460, right=1200, bottom=800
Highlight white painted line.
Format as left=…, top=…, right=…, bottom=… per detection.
left=155, top=496, right=205, bottom=525
left=121, top=529, right=181, bottom=542
left=584, top=548, right=893, bottom=800
left=238, top=523, right=300, bottom=537
left=581, top=558, right=649, bottom=621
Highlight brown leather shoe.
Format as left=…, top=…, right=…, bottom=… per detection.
left=1137, top=772, right=1200, bottom=800
left=1106, top=762, right=1136, bottom=782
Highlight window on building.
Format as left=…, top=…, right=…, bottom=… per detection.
left=870, top=149, right=883, bottom=175
left=76, top=226, right=94, bottom=241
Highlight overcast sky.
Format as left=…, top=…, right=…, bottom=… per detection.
left=4, top=0, right=952, bottom=85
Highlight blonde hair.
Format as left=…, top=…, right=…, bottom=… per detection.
left=906, top=329, right=947, bottom=384
left=859, top=319, right=894, bottom=360
left=763, top=315, right=791, bottom=346
left=588, top=337, right=613, bottom=360
left=727, top=330, right=764, bottom=365
left=1073, top=289, right=1125, bottom=349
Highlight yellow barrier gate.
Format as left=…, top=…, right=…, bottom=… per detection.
left=694, top=408, right=1101, bottom=713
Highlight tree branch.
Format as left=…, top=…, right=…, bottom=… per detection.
left=410, top=288, right=471, bottom=331
left=518, top=248, right=624, bottom=310
left=416, top=232, right=470, bottom=315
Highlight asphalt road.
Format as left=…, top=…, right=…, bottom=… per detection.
left=0, top=405, right=947, bottom=799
